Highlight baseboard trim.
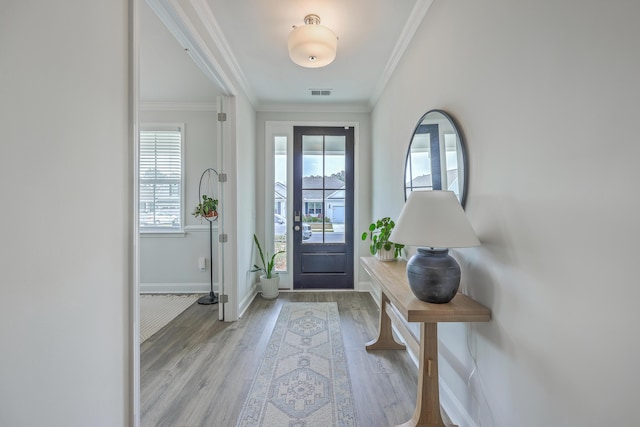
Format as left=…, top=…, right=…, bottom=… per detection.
left=140, top=282, right=216, bottom=294
left=440, top=379, right=478, bottom=427
left=357, top=280, right=375, bottom=293
left=239, top=286, right=258, bottom=318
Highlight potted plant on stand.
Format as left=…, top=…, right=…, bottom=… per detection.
left=251, top=234, right=284, bottom=299
left=192, top=195, right=218, bottom=220
left=362, top=217, right=405, bottom=261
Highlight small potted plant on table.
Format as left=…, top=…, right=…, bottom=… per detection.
left=251, top=234, right=284, bottom=299
left=362, top=217, right=405, bottom=261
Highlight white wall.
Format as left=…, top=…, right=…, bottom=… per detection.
left=0, top=2, right=130, bottom=426
left=372, top=1, right=640, bottom=426
left=139, top=108, right=220, bottom=292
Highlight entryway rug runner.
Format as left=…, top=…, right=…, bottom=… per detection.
left=236, top=302, right=358, bottom=427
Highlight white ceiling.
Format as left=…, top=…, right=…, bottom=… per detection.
left=140, top=0, right=432, bottom=109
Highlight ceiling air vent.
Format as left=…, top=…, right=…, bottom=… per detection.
left=310, top=89, right=332, bottom=96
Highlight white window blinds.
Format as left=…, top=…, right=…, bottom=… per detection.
left=139, top=128, right=183, bottom=230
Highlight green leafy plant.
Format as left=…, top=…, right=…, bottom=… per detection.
left=192, top=195, right=218, bottom=220
left=251, top=234, right=284, bottom=279
left=361, top=217, right=405, bottom=258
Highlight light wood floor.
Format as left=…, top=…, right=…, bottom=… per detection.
left=140, top=292, right=421, bottom=427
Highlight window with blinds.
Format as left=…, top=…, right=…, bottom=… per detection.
left=139, top=128, right=183, bottom=230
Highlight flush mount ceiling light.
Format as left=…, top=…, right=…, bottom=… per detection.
left=288, top=14, right=337, bottom=68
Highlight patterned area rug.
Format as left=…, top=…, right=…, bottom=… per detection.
left=237, top=302, right=358, bottom=427
left=140, top=294, right=199, bottom=343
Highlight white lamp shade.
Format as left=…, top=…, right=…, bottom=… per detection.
left=389, top=190, right=480, bottom=248
left=288, top=24, right=337, bottom=68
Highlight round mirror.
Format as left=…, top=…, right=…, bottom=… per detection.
left=404, top=109, right=468, bottom=207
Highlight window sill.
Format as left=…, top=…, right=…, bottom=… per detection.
left=184, top=224, right=219, bottom=232
left=140, top=230, right=186, bottom=238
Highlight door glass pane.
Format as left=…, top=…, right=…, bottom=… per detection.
left=274, top=136, right=287, bottom=271
left=324, top=136, right=346, bottom=243
left=302, top=135, right=323, bottom=245
left=302, top=135, right=323, bottom=188
left=323, top=136, right=345, bottom=186
left=302, top=189, right=319, bottom=244
left=325, top=190, right=345, bottom=243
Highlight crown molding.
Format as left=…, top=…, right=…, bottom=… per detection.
left=369, top=0, right=435, bottom=107
left=189, top=0, right=257, bottom=107
left=140, top=101, right=217, bottom=111
left=146, top=0, right=246, bottom=102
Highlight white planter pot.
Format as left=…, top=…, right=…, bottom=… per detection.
left=376, top=248, right=397, bottom=262
left=260, top=274, right=280, bottom=299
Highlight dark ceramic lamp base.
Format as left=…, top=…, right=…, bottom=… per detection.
left=406, top=248, right=461, bottom=304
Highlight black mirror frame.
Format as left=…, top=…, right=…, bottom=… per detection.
left=404, top=109, right=469, bottom=208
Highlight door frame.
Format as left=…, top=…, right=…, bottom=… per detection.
left=264, top=121, right=362, bottom=291
left=132, top=0, right=239, bottom=425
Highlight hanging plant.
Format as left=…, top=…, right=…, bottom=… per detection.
left=192, top=195, right=218, bottom=220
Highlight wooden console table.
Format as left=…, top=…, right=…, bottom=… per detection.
left=361, top=257, right=491, bottom=427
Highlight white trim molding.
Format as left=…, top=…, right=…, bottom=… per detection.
left=358, top=280, right=375, bottom=294
left=140, top=101, right=217, bottom=111
left=440, top=380, right=479, bottom=427
left=184, top=224, right=220, bottom=232
left=140, top=282, right=215, bottom=294
left=189, top=0, right=256, bottom=105
left=238, top=286, right=258, bottom=318
left=369, top=0, right=435, bottom=107
left=145, top=0, right=239, bottom=98
left=139, top=231, right=187, bottom=238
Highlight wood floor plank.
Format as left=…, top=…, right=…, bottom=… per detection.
left=141, top=291, right=426, bottom=427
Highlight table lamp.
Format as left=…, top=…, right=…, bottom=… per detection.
left=389, top=190, right=480, bottom=303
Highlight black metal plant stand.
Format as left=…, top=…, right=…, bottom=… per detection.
left=197, top=168, right=218, bottom=305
